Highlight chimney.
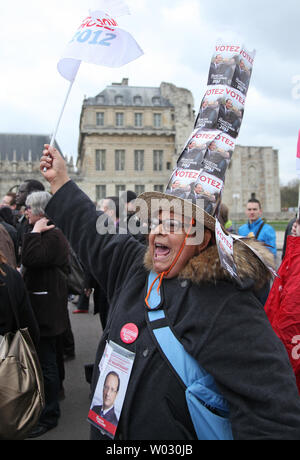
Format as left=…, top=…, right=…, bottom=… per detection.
left=112, top=78, right=129, bottom=86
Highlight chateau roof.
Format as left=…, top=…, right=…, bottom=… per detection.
left=0, top=134, right=61, bottom=162
left=84, top=80, right=174, bottom=109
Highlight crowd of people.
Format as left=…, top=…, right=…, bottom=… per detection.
left=1, top=158, right=300, bottom=440
left=0, top=181, right=72, bottom=437
left=0, top=181, right=144, bottom=438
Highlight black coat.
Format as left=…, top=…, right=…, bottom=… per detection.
left=21, top=228, right=69, bottom=337
left=0, top=263, right=39, bottom=346
left=46, top=181, right=300, bottom=440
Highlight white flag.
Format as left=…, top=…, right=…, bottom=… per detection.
left=93, top=0, right=130, bottom=17
left=57, top=2, right=143, bottom=81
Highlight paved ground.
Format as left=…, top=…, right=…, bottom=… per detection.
left=31, top=301, right=103, bottom=441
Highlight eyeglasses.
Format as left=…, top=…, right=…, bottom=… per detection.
left=103, top=385, right=118, bottom=394
left=25, top=206, right=31, bottom=211
left=149, top=218, right=186, bottom=233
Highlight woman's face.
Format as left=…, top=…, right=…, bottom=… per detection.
left=148, top=211, right=198, bottom=278
left=26, top=206, right=42, bottom=225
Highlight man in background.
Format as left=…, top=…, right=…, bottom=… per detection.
left=1, top=192, right=19, bottom=226
left=1, top=192, right=17, bottom=210
left=239, top=198, right=276, bottom=305
left=239, top=198, right=277, bottom=259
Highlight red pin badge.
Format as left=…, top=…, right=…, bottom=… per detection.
left=120, top=323, right=139, bottom=344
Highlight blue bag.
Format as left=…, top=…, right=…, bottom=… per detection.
left=146, top=272, right=233, bottom=441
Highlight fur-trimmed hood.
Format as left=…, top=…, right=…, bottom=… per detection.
left=144, top=238, right=275, bottom=291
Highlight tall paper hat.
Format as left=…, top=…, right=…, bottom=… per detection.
left=138, top=41, right=255, bottom=231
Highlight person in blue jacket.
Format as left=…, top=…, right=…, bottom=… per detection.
left=238, top=198, right=277, bottom=259
left=239, top=198, right=276, bottom=305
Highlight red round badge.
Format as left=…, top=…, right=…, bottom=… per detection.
left=120, top=323, right=139, bottom=344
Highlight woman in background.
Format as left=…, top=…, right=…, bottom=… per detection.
left=21, top=191, right=70, bottom=438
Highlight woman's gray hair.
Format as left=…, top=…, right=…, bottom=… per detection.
left=25, top=191, right=52, bottom=216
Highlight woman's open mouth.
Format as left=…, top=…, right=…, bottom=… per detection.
left=154, top=242, right=171, bottom=259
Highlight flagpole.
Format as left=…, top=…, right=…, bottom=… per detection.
left=50, top=79, right=75, bottom=147
left=43, top=78, right=76, bottom=171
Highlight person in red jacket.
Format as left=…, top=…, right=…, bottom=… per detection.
left=265, top=218, right=300, bottom=393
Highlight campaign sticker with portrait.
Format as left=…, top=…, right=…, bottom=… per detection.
left=231, top=235, right=279, bottom=279
left=177, top=129, right=221, bottom=171
left=207, top=43, right=241, bottom=87
left=192, top=172, right=224, bottom=215
left=87, top=341, right=135, bottom=439
left=231, top=47, right=255, bottom=96
left=216, top=86, right=245, bottom=139
left=215, top=220, right=240, bottom=281
left=194, top=86, right=227, bottom=130
left=165, top=168, right=201, bottom=200
left=202, top=132, right=235, bottom=181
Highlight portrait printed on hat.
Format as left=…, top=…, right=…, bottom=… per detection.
left=137, top=40, right=255, bottom=262
left=194, top=172, right=224, bottom=216
left=194, top=91, right=220, bottom=131
left=231, top=47, right=255, bottom=96
left=207, top=46, right=239, bottom=87
left=166, top=168, right=200, bottom=200
left=216, top=220, right=240, bottom=282
left=201, top=132, right=235, bottom=181
left=207, top=43, right=255, bottom=96
left=165, top=168, right=223, bottom=216
left=217, top=86, right=245, bottom=139
left=195, top=85, right=245, bottom=139
left=178, top=129, right=219, bottom=171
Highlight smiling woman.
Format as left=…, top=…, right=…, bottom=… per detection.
left=147, top=210, right=211, bottom=280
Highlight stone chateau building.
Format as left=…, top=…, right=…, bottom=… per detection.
left=0, top=134, right=78, bottom=197
left=77, top=78, right=194, bottom=200
left=0, top=79, right=281, bottom=219
left=222, top=145, right=281, bottom=220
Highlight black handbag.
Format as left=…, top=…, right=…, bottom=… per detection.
left=67, top=246, right=85, bottom=295
left=0, top=270, right=45, bottom=440
left=59, top=245, right=85, bottom=295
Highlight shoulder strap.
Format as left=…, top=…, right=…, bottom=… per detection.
left=145, top=273, right=226, bottom=404
left=255, top=222, right=265, bottom=240
left=147, top=308, right=208, bottom=388
left=145, top=273, right=233, bottom=440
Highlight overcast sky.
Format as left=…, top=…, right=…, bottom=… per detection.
left=1, top=0, right=299, bottom=184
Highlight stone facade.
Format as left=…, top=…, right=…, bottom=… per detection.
left=222, top=145, right=281, bottom=219
left=0, top=82, right=282, bottom=222
left=77, top=79, right=195, bottom=201
left=0, top=134, right=79, bottom=198
left=77, top=78, right=281, bottom=218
